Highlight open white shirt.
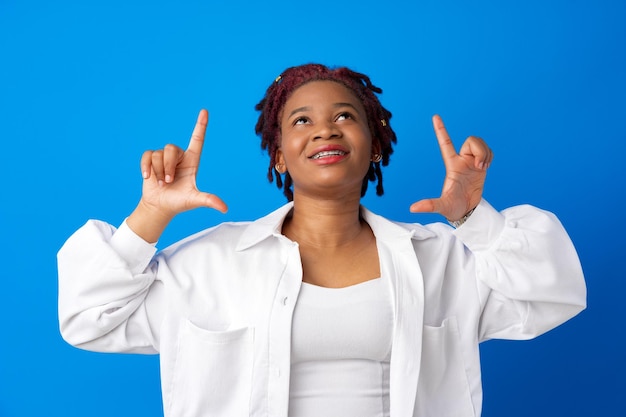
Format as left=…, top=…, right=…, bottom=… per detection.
left=57, top=199, right=586, bottom=417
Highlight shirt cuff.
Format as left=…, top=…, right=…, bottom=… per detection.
left=109, top=219, right=158, bottom=274
left=452, top=199, right=505, bottom=252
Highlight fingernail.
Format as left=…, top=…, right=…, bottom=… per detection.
left=158, top=180, right=164, bottom=187
left=142, top=171, right=148, bottom=179
left=165, top=175, right=172, bottom=183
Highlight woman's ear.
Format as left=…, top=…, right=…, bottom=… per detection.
left=371, top=140, right=382, bottom=158
left=275, top=149, right=287, bottom=173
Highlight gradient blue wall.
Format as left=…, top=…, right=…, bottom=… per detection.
left=1, top=0, right=624, bottom=416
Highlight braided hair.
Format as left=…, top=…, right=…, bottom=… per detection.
left=255, top=63, right=397, bottom=201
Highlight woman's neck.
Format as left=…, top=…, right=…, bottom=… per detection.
left=283, top=193, right=364, bottom=248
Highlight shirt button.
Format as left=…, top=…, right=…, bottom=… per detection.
left=282, top=296, right=289, bottom=306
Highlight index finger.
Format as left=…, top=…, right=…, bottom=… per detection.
left=432, top=115, right=457, bottom=160
left=187, top=109, right=209, bottom=157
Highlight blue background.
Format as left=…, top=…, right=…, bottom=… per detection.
left=1, top=0, right=624, bottom=416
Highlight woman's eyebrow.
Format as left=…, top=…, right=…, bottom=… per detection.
left=287, top=106, right=310, bottom=118
left=333, top=102, right=359, bottom=111
left=287, top=102, right=360, bottom=119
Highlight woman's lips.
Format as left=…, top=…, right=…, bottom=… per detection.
left=310, top=149, right=348, bottom=159
left=308, top=145, right=350, bottom=160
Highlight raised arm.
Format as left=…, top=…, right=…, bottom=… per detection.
left=410, top=116, right=585, bottom=339
left=58, top=110, right=228, bottom=352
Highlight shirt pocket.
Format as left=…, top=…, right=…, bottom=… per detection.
left=415, top=317, right=476, bottom=417
left=168, top=319, right=254, bottom=417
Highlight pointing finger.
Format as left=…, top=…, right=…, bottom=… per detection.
left=186, top=109, right=208, bottom=161
left=432, top=115, right=457, bottom=161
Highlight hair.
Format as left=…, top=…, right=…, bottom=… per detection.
left=255, top=63, right=397, bottom=201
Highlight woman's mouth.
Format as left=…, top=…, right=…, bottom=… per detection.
left=310, top=150, right=348, bottom=160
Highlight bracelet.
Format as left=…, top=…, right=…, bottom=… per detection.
left=448, top=207, right=476, bottom=228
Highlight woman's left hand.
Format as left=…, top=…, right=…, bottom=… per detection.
left=410, top=115, right=493, bottom=222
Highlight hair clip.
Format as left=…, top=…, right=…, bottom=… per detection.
left=275, top=75, right=282, bottom=83
left=381, top=119, right=387, bottom=127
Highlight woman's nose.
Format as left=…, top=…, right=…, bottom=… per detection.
left=313, top=120, right=340, bottom=140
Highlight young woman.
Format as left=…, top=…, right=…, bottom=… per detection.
left=58, top=63, right=586, bottom=417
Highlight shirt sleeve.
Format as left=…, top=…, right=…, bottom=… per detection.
left=453, top=199, right=587, bottom=342
left=57, top=219, right=163, bottom=354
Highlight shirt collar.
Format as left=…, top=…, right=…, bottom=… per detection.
left=235, top=202, right=294, bottom=251
left=360, top=206, right=436, bottom=243
left=235, top=202, right=436, bottom=252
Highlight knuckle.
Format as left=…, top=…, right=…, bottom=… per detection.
left=141, top=151, right=153, bottom=165
left=164, top=143, right=179, bottom=153
left=151, top=151, right=164, bottom=165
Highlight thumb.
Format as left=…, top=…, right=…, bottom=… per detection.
left=409, top=198, right=439, bottom=213
left=188, top=191, right=229, bottom=213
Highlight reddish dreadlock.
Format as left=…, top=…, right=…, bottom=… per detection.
left=255, top=63, right=397, bottom=201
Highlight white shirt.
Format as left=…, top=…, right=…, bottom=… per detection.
left=57, top=199, right=586, bottom=417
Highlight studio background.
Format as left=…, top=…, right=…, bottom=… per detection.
left=1, top=0, right=624, bottom=416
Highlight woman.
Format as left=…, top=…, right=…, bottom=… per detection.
left=58, top=63, right=586, bottom=417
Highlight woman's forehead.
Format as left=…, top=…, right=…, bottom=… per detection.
left=283, top=80, right=364, bottom=112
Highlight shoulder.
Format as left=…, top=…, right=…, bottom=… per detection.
left=160, top=203, right=294, bottom=257
left=161, top=222, right=252, bottom=256
left=360, top=206, right=453, bottom=242
left=361, top=208, right=465, bottom=267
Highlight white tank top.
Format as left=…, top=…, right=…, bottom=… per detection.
left=289, top=277, right=394, bottom=417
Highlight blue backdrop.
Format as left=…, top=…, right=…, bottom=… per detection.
left=1, top=1, right=624, bottom=416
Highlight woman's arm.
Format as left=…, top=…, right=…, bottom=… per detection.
left=58, top=110, right=227, bottom=352
left=412, top=115, right=585, bottom=339
left=456, top=199, right=586, bottom=341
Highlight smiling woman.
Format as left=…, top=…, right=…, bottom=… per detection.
left=57, top=63, right=586, bottom=417
left=276, top=81, right=375, bottom=201
left=256, top=64, right=397, bottom=201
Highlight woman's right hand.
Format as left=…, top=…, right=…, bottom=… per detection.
left=127, top=110, right=227, bottom=243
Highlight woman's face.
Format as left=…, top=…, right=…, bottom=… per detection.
left=276, top=80, right=376, bottom=199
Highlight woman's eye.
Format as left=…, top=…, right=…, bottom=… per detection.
left=294, top=117, right=309, bottom=125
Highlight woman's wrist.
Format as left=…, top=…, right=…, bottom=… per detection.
left=447, top=206, right=476, bottom=228
left=126, top=200, right=175, bottom=243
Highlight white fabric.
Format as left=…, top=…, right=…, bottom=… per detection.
left=289, top=279, right=393, bottom=417
left=57, top=199, right=587, bottom=417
